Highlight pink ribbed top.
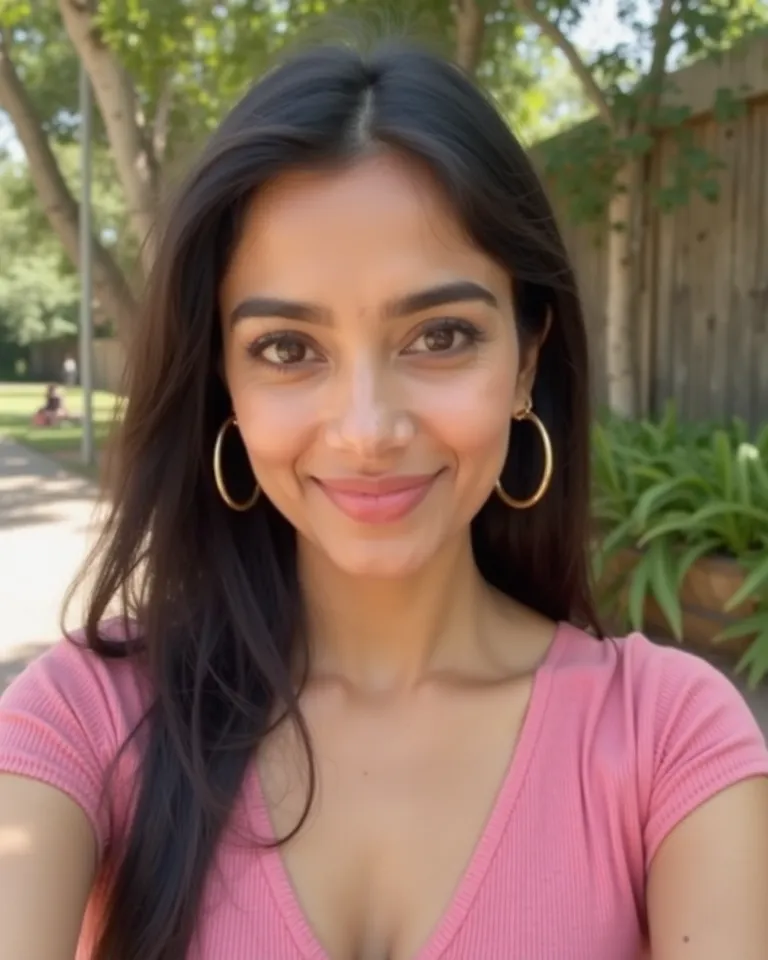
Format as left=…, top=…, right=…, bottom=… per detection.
left=1, top=624, right=767, bottom=959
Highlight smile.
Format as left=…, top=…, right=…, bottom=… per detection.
left=312, top=473, right=441, bottom=524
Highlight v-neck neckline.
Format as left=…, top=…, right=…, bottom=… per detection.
left=250, top=621, right=569, bottom=960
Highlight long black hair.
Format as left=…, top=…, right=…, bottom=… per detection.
left=74, top=41, right=599, bottom=960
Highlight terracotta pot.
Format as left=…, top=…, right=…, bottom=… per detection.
left=598, top=549, right=753, bottom=656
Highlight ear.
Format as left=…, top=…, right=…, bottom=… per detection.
left=512, top=309, right=552, bottom=415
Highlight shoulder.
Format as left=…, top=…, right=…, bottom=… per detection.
left=552, top=624, right=758, bottom=719
left=1, top=619, right=149, bottom=734
left=551, top=625, right=768, bottom=865
left=0, top=619, right=150, bottom=855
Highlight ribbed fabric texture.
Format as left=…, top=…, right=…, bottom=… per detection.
left=1, top=624, right=767, bottom=959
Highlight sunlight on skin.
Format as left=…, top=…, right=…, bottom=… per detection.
left=0, top=823, right=33, bottom=854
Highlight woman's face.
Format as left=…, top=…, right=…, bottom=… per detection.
left=220, top=151, right=539, bottom=577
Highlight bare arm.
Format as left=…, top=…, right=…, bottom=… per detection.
left=647, top=776, right=768, bottom=959
left=0, top=774, right=96, bottom=960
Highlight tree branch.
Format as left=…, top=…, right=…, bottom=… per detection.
left=0, top=41, right=138, bottom=337
left=453, top=0, right=486, bottom=74
left=58, top=0, right=157, bottom=271
left=152, top=76, right=173, bottom=166
left=645, top=0, right=677, bottom=116
left=514, top=0, right=614, bottom=128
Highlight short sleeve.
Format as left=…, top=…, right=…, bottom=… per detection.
left=642, top=643, right=768, bottom=868
left=0, top=639, right=119, bottom=856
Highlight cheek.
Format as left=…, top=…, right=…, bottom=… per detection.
left=230, top=381, right=319, bottom=472
left=414, top=358, right=516, bottom=461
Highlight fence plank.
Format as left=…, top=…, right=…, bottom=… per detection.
left=544, top=93, right=768, bottom=428
left=731, top=104, right=757, bottom=424
left=751, top=101, right=768, bottom=420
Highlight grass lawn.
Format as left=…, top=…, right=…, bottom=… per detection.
left=0, top=382, right=120, bottom=478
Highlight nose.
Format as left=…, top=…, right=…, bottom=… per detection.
left=325, top=357, right=415, bottom=458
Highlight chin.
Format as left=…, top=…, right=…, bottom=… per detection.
left=321, top=537, right=439, bottom=580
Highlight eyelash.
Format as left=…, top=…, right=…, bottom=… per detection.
left=246, top=318, right=486, bottom=372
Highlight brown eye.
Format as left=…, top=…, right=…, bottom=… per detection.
left=404, top=319, right=481, bottom=356
left=273, top=338, right=307, bottom=364
left=423, top=328, right=456, bottom=351
left=253, top=334, right=320, bottom=366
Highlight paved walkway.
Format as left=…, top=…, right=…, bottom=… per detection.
left=1, top=433, right=768, bottom=737
left=0, top=436, right=104, bottom=688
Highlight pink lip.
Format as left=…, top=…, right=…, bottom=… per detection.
left=313, top=473, right=440, bottom=524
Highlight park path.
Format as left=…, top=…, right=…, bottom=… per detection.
left=0, top=435, right=103, bottom=688
left=1, top=433, right=768, bottom=737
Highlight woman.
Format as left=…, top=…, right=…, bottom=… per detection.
left=1, top=43, right=767, bottom=960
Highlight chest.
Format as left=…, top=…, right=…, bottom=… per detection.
left=252, top=682, right=533, bottom=960
left=87, top=672, right=650, bottom=960
left=178, top=748, right=647, bottom=960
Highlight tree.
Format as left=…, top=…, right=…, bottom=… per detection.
left=0, top=140, right=130, bottom=346
left=0, top=154, right=79, bottom=346
left=0, top=0, right=544, bottom=340
left=513, top=0, right=767, bottom=416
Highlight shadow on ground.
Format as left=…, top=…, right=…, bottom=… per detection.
left=0, top=440, right=100, bottom=531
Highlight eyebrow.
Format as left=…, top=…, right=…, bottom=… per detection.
left=228, top=280, right=498, bottom=327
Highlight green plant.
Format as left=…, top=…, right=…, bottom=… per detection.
left=592, top=403, right=768, bottom=686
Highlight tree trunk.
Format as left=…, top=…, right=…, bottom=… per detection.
left=605, top=160, right=640, bottom=418
left=0, top=43, right=138, bottom=338
left=58, top=0, right=158, bottom=272
left=454, top=0, right=485, bottom=74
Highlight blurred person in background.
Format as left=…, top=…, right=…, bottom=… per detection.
left=62, top=354, right=78, bottom=387
left=32, top=383, right=71, bottom=427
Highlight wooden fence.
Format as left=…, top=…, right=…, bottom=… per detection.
left=539, top=35, right=768, bottom=426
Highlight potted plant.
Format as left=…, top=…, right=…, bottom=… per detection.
left=592, top=405, right=768, bottom=687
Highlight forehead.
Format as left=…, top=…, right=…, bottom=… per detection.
left=220, top=151, right=510, bottom=307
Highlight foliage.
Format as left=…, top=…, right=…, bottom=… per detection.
left=1, top=0, right=556, bottom=166
left=0, top=146, right=129, bottom=345
left=0, top=158, right=79, bottom=343
left=0, top=0, right=82, bottom=140
left=593, top=404, right=768, bottom=686
left=534, top=0, right=768, bottom=225
left=497, top=32, right=594, bottom=144
left=0, top=0, right=584, bottom=336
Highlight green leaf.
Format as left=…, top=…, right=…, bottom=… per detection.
left=755, top=422, right=768, bottom=457
left=734, top=450, right=754, bottom=506
left=725, top=554, right=768, bottom=611
left=698, top=178, right=720, bottom=203
left=629, top=464, right=672, bottom=484
left=599, top=516, right=636, bottom=556
left=688, top=501, right=768, bottom=527
left=715, top=610, right=768, bottom=642
left=627, top=556, right=650, bottom=632
left=712, top=430, right=734, bottom=499
left=638, top=512, right=695, bottom=545
left=674, top=537, right=721, bottom=590
left=632, top=475, right=707, bottom=528
left=713, top=86, right=748, bottom=123
left=616, top=132, right=654, bottom=157
left=647, top=539, right=683, bottom=639
left=735, top=627, right=768, bottom=689
left=592, top=423, right=621, bottom=492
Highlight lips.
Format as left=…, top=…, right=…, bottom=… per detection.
left=312, top=473, right=440, bottom=524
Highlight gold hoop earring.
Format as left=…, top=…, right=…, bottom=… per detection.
left=495, top=401, right=553, bottom=510
left=213, top=415, right=260, bottom=511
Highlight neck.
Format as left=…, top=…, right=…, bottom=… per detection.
left=297, top=534, right=492, bottom=694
